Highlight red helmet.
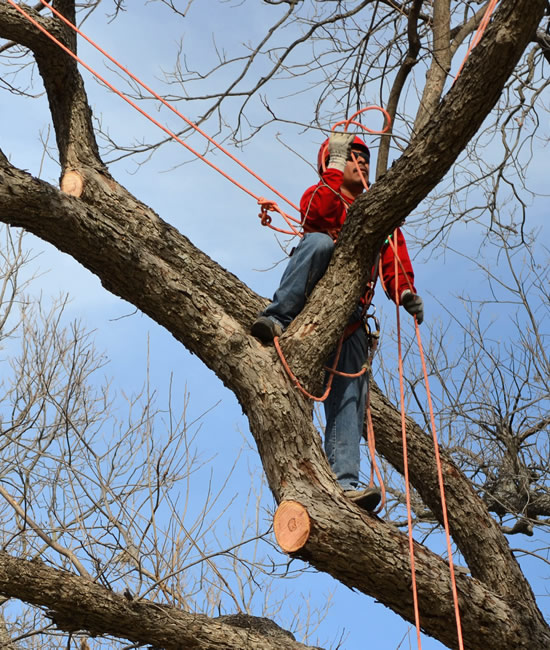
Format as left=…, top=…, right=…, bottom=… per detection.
left=317, top=135, right=370, bottom=173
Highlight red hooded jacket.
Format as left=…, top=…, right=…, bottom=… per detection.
left=300, top=168, right=416, bottom=304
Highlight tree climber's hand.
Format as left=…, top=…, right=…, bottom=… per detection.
left=401, top=290, right=424, bottom=325
left=327, top=132, right=356, bottom=172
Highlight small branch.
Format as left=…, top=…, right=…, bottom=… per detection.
left=0, top=485, right=90, bottom=578
left=376, top=0, right=423, bottom=178
left=502, top=519, right=534, bottom=536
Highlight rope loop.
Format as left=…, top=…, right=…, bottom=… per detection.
left=318, top=106, right=393, bottom=177
left=257, top=197, right=302, bottom=236
left=258, top=197, right=275, bottom=226
left=333, top=105, right=392, bottom=135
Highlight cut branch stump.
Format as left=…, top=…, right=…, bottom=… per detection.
left=274, top=500, right=310, bottom=553
left=60, top=170, right=84, bottom=197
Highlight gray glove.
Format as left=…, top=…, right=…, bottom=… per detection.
left=327, top=132, right=355, bottom=172
left=401, top=290, right=424, bottom=325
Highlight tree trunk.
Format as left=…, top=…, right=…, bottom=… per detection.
left=0, top=0, right=549, bottom=648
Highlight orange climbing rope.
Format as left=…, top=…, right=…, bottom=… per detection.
left=273, top=314, right=378, bottom=403
left=7, top=0, right=393, bottom=239
left=414, top=319, right=464, bottom=649
left=273, top=332, right=363, bottom=403
left=10, top=0, right=391, bottom=239
left=386, top=233, right=464, bottom=650
left=393, top=266, right=423, bottom=649
left=453, top=0, right=500, bottom=82
left=379, top=2, right=503, bottom=639
left=8, top=0, right=304, bottom=234
left=8, top=3, right=500, bottom=645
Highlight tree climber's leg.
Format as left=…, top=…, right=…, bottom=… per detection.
left=251, top=232, right=334, bottom=342
left=324, top=325, right=380, bottom=511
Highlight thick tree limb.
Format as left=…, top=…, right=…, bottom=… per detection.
left=280, top=0, right=547, bottom=389
left=0, top=1, right=102, bottom=168
left=1, top=148, right=549, bottom=648
left=0, top=553, right=317, bottom=650
left=367, top=382, right=540, bottom=604
left=0, top=0, right=549, bottom=647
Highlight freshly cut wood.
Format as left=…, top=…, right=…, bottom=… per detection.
left=60, top=171, right=84, bottom=197
left=274, top=501, right=311, bottom=553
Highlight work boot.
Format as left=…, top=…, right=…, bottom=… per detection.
left=343, top=486, right=381, bottom=512
left=251, top=316, right=283, bottom=343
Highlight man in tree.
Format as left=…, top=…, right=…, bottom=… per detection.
left=251, top=132, right=424, bottom=511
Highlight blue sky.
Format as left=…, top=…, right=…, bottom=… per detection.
left=2, top=2, right=549, bottom=648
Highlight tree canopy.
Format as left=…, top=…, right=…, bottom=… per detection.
left=0, top=1, right=549, bottom=648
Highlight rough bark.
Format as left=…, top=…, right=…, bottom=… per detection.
left=282, top=0, right=547, bottom=384
left=367, top=382, right=542, bottom=607
left=0, top=553, right=317, bottom=650
left=0, top=1, right=548, bottom=649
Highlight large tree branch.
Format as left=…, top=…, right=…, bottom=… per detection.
left=0, top=552, right=317, bottom=650
left=0, top=1, right=101, bottom=169
left=3, top=144, right=549, bottom=648
left=0, top=153, right=262, bottom=365
left=367, top=382, right=538, bottom=603
left=1, top=1, right=549, bottom=647
left=281, top=0, right=547, bottom=387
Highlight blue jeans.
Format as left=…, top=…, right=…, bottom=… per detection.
left=261, top=232, right=368, bottom=490
left=324, top=326, right=369, bottom=489
left=264, top=232, right=335, bottom=328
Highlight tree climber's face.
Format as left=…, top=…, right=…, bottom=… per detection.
left=341, top=149, right=369, bottom=197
